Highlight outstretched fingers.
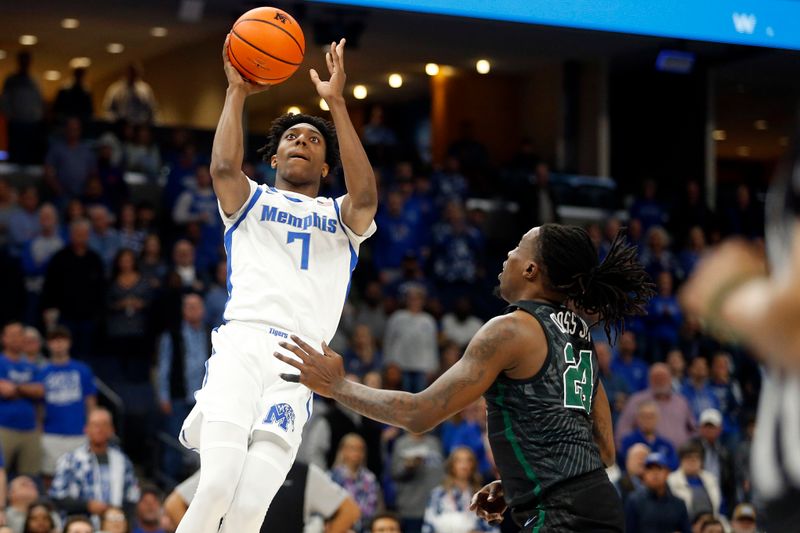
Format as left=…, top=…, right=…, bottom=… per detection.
left=274, top=352, right=303, bottom=370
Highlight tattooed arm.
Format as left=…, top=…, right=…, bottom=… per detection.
left=591, top=380, right=616, bottom=467
left=275, top=314, right=524, bottom=433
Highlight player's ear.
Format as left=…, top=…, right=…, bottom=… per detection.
left=523, top=261, right=538, bottom=281
left=321, top=162, right=330, bottom=179
left=271, top=155, right=278, bottom=169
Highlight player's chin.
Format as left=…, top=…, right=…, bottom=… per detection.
left=281, top=168, right=321, bottom=187
left=492, top=285, right=503, bottom=300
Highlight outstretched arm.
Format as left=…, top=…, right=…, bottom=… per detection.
left=312, top=39, right=377, bottom=235
left=591, top=381, right=615, bottom=467
left=275, top=315, right=521, bottom=433
left=211, top=35, right=270, bottom=217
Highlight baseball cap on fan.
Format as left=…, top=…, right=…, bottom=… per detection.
left=699, top=408, right=723, bottom=427
left=644, top=452, right=670, bottom=469
left=733, top=503, right=756, bottom=521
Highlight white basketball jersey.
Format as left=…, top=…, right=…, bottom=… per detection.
left=219, top=178, right=376, bottom=343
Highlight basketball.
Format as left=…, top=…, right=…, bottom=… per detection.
left=227, top=6, right=305, bottom=86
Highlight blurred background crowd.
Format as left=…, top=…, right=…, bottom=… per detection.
left=0, top=0, right=795, bottom=532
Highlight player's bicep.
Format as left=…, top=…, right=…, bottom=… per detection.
left=591, top=380, right=615, bottom=467
left=213, top=170, right=252, bottom=218
left=415, top=316, right=517, bottom=429
left=339, top=194, right=377, bottom=238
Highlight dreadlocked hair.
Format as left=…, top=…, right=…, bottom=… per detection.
left=257, top=113, right=340, bottom=173
left=535, top=224, right=655, bottom=342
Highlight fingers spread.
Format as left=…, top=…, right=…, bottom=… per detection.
left=326, top=51, right=335, bottom=75
left=309, top=68, right=321, bottom=84
left=290, top=335, right=320, bottom=356
left=278, top=341, right=310, bottom=361
left=274, top=352, right=303, bottom=370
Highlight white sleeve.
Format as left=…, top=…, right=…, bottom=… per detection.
left=304, top=464, right=349, bottom=519
left=175, top=470, right=201, bottom=503
left=218, top=177, right=260, bottom=227
left=334, top=195, right=377, bottom=245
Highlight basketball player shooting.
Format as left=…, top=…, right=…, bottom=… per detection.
left=277, top=225, right=654, bottom=531
left=175, top=37, right=377, bottom=533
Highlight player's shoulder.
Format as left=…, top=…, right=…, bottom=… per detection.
left=470, top=313, right=540, bottom=354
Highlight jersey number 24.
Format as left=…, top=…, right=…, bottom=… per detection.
left=562, top=343, right=594, bottom=414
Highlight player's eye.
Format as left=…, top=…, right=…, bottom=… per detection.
left=286, top=133, right=296, bottom=140
left=310, top=136, right=319, bottom=143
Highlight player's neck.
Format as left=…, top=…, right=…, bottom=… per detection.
left=274, top=177, right=319, bottom=199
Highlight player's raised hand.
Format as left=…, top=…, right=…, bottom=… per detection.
left=274, top=336, right=345, bottom=397
left=222, top=34, right=270, bottom=95
left=469, top=480, right=507, bottom=524
left=310, top=39, right=346, bottom=103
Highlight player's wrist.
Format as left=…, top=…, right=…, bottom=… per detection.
left=325, top=95, right=346, bottom=108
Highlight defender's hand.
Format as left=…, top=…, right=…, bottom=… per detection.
left=222, top=34, right=270, bottom=95
left=469, top=480, right=507, bottom=524
left=311, top=39, right=346, bottom=104
left=274, top=336, right=345, bottom=397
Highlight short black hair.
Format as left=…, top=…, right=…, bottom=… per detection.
left=535, top=224, right=655, bottom=342
left=258, top=113, right=339, bottom=173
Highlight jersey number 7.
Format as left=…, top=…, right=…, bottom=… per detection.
left=287, top=231, right=311, bottom=270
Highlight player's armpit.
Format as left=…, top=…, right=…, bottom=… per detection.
left=590, top=381, right=615, bottom=467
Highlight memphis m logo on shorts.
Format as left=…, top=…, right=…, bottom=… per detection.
left=264, top=403, right=296, bottom=432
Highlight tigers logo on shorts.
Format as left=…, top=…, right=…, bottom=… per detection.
left=264, top=403, right=296, bottom=432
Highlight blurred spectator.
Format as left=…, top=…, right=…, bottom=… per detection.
left=124, top=126, right=161, bottom=179
left=362, top=105, right=398, bottom=166
left=690, top=409, right=735, bottom=513
left=163, top=144, right=203, bottom=212
left=20, top=327, right=45, bottom=367
left=407, top=173, right=436, bottom=229
left=616, top=363, right=696, bottom=449
left=156, top=294, right=209, bottom=483
left=5, top=476, right=44, bottom=533
left=343, top=325, right=382, bottom=378
left=730, top=503, right=757, bottom=533
left=44, top=118, right=97, bottom=200
left=49, top=407, right=140, bottom=522
left=53, top=68, right=93, bottom=126
left=734, top=416, right=755, bottom=505
left=172, top=166, right=215, bottom=227
left=0, top=179, right=17, bottom=248
left=619, top=400, right=678, bottom=470
left=646, top=271, right=682, bottom=360
left=64, top=516, right=94, bottom=533
left=639, top=226, right=681, bottom=281
left=21, top=501, right=57, bottom=533
left=7, top=187, right=40, bottom=252
left=166, top=461, right=360, bottom=533
left=624, top=452, right=690, bottom=533
left=431, top=201, right=484, bottom=306
left=203, top=260, right=227, bottom=328
left=615, top=443, right=649, bottom=505
left=667, top=442, right=721, bottom=519
left=138, top=235, right=167, bottom=290
left=1, top=51, right=43, bottom=164
left=526, top=162, right=560, bottom=228
left=666, top=349, right=687, bottom=392
left=447, top=121, right=489, bottom=195
left=134, top=203, right=157, bottom=238
left=422, top=447, right=498, bottom=533
left=166, top=240, right=206, bottom=293
left=724, top=185, right=763, bottom=239
left=629, top=179, right=668, bottom=232
left=95, top=134, right=129, bottom=213
left=611, top=332, right=648, bottom=393
left=671, top=181, right=715, bottom=246
left=599, top=218, right=622, bottom=260
left=0, top=250, right=25, bottom=330
left=433, top=156, right=469, bottom=206
left=103, top=63, right=157, bottom=125
left=65, top=200, right=87, bottom=227
left=354, top=281, right=387, bottom=344
left=681, top=357, right=721, bottom=422
left=383, top=284, right=438, bottom=393
left=99, top=507, right=128, bottom=533
left=708, top=352, right=743, bottom=446
left=440, top=297, right=483, bottom=350
left=0, top=321, right=44, bottom=477
left=699, top=518, right=725, bottom=533
left=132, top=486, right=165, bottom=533
left=40, top=327, right=97, bottom=483
left=374, top=191, right=423, bottom=282
left=20, top=204, right=64, bottom=321
left=432, top=342, right=462, bottom=382
left=678, top=227, right=707, bottom=278
left=329, top=433, right=381, bottom=531
left=597, top=342, right=629, bottom=423
left=439, top=399, right=491, bottom=481
left=391, top=431, right=443, bottom=533
left=88, top=205, right=121, bottom=272
left=678, top=317, right=721, bottom=362
left=117, top=204, right=145, bottom=255
left=385, top=254, right=435, bottom=308
left=368, top=512, right=402, bottom=533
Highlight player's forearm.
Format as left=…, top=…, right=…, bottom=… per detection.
left=331, top=379, right=434, bottom=433
left=210, top=87, right=248, bottom=178
left=327, top=97, right=377, bottom=210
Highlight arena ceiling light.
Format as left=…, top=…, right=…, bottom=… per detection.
left=44, top=70, right=61, bottom=81
left=106, top=43, right=125, bottom=54
left=69, top=57, right=91, bottom=69
left=388, top=73, right=403, bottom=88
left=286, top=106, right=301, bottom=115
left=476, top=59, right=491, bottom=74
left=425, top=63, right=440, bottom=76
left=0, top=50, right=6, bottom=60
left=319, top=98, right=329, bottom=111
left=353, top=85, right=368, bottom=99
left=712, top=130, right=727, bottom=141
left=150, top=27, right=169, bottom=37
left=19, top=35, right=38, bottom=46
left=754, top=120, right=768, bottom=131
left=737, top=146, right=751, bottom=157
left=61, top=18, right=80, bottom=29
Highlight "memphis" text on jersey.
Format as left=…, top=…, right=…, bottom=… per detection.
left=260, top=206, right=338, bottom=233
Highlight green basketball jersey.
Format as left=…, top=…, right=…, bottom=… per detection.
left=484, top=300, right=604, bottom=508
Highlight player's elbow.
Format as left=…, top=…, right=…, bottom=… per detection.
left=210, top=160, right=237, bottom=181
left=330, top=497, right=360, bottom=533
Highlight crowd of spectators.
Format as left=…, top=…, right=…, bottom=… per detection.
left=0, top=48, right=769, bottom=532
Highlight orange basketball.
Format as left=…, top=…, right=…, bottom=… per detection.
left=227, top=6, right=305, bottom=86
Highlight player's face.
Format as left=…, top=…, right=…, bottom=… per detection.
left=497, top=227, right=538, bottom=301
left=272, top=123, right=329, bottom=187
left=371, top=518, right=402, bottom=533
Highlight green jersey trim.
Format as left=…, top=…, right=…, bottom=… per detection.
left=496, top=382, right=543, bottom=498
